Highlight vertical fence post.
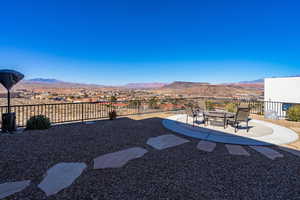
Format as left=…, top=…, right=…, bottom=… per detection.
left=81, top=103, right=84, bottom=122
left=138, top=101, right=141, bottom=114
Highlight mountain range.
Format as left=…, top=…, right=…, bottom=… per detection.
left=22, top=78, right=265, bottom=89
left=1, top=78, right=266, bottom=97
left=20, top=78, right=108, bottom=89
left=237, top=74, right=300, bottom=84
left=27, top=78, right=63, bottom=84
left=238, top=79, right=264, bottom=84
left=123, top=83, right=168, bottom=89
left=152, top=81, right=263, bottom=97
left=13, top=75, right=299, bottom=91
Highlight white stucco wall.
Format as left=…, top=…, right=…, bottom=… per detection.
left=264, top=77, right=300, bottom=103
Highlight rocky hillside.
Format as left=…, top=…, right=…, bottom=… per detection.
left=124, top=82, right=167, bottom=89
left=154, top=81, right=263, bottom=98
left=162, top=81, right=210, bottom=89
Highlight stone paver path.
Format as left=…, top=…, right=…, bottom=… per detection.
left=197, top=140, right=216, bottom=152
left=93, top=147, right=148, bottom=169
left=85, top=121, right=96, bottom=125
left=279, top=147, right=300, bottom=157
left=0, top=180, right=30, bottom=199
left=249, top=146, right=284, bottom=160
left=225, top=144, right=250, bottom=156
left=146, top=134, right=189, bottom=150
left=38, top=162, right=87, bottom=196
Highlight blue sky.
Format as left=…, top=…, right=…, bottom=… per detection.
left=0, top=0, right=300, bottom=85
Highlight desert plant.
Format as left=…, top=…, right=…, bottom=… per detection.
left=26, top=115, right=51, bottom=130
left=287, top=105, right=300, bottom=122
left=129, top=100, right=141, bottom=107
left=225, top=103, right=238, bottom=113
left=108, top=110, right=117, bottom=120
left=184, top=102, right=194, bottom=108
left=110, top=95, right=117, bottom=102
left=205, top=100, right=214, bottom=111
left=148, top=97, right=159, bottom=109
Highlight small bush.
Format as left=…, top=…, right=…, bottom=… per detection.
left=26, top=115, right=51, bottom=130
left=287, top=105, right=300, bottom=122
left=109, top=110, right=117, bottom=120
left=205, top=101, right=214, bottom=111
left=225, top=103, right=237, bottom=113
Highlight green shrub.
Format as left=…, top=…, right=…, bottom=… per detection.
left=287, top=105, right=300, bottom=122
left=26, top=115, right=51, bottom=130
left=225, top=103, right=237, bottom=113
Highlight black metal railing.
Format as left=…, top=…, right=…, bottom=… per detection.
left=0, top=97, right=296, bottom=127
left=0, top=100, right=184, bottom=127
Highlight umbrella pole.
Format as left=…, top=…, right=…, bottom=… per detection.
left=7, top=89, right=10, bottom=113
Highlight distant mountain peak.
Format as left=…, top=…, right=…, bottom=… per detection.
left=124, top=82, right=167, bottom=89
left=238, top=79, right=264, bottom=84
left=27, top=78, right=63, bottom=83
left=172, top=81, right=209, bottom=84
left=237, top=75, right=300, bottom=84
left=163, top=81, right=210, bottom=89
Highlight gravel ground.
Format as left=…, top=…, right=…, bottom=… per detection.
left=1, top=115, right=300, bottom=200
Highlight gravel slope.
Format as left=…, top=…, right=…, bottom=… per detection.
left=1, top=116, right=300, bottom=200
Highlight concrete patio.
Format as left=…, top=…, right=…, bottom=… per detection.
left=163, top=114, right=299, bottom=145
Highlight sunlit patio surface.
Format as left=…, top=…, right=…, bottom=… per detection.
left=163, top=114, right=299, bottom=146
left=1, top=113, right=300, bottom=199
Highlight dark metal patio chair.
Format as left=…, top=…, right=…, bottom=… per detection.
left=227, top=107, right=251, bottom=132
left=185, top=107, right=198, bottom=126
left=195, top=100, right=206, bottom=114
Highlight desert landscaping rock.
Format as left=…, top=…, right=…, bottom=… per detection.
left=197, top=140, right=216, bottom=152
left=146, top=134, right=189, bottom=150
left=38, top=162, right=87, bottom=196
left=0, top=180, right=30, bottom=199
left=225, top=144, right=250, bottom=156
left=1, top=115, right=300, bottom=199
left=279, top=146, right=300, bottom=157
left=250, top=146, right=283, bottom=160
left=93, top=147, right=148, bottom=169
left=85, top=121, right=96, bottom=125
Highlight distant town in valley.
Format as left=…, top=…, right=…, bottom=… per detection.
left=0, top=77, right=265, bottom=106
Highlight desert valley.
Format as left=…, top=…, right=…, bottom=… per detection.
left=0, top=78, right=264, bottom=106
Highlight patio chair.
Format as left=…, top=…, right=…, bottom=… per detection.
left=193, top=101, right=206, bottom=124
left=227, top=107, right=251, bottom=132
left=185, top=107, right=197, bottom=127
left=196, top=100, right=206, bottom=113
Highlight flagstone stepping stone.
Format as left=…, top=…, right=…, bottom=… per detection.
left=197, top=140, right=216, bottom=152
left=279, top=146, right=300, bottom=157
left=85, top=121, right=96, bottom=125
left=93, top=147, right=148, bottom=169
left=250, top=146, right=283, bottom=160
left=38, top=162, right=87, bottom=196
left=146, top=134, right=189, bottom=150
left=225, top=144, right=250, bottom=156
left=0, top=180, right=30, bottom=199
